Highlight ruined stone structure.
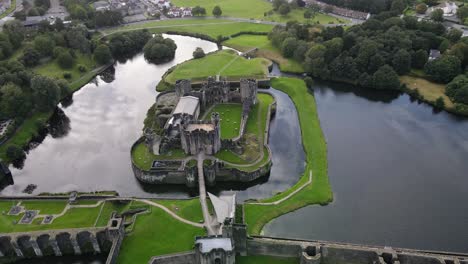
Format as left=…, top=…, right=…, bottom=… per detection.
left=0, top=215, right=125, bottom=264
left=180, top=113, right=221, bottom=155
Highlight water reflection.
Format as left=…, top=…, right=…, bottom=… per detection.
left=264, top=83, right=468, bottom=253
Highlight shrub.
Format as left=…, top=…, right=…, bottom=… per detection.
left=435, top=97, right=445, bottom=109
left=193, top=47, right=206, bottom=59
left=57, top=51, right=74, bottom=69
left=6, top=145, right=25, bottom=161
left=78, top=64, right=87, bottom=72
left=304, top=76, right=314, bottom=88
left=63, top=72, right=72, bottom=79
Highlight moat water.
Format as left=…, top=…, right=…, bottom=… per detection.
left=2, top=35, right=468, bottom=254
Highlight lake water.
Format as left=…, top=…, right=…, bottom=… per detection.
left=263, top=83, right=468, bottom=253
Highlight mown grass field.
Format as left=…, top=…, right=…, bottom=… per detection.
left=103, top=18, right=274, bottom=39
left=244, top=77, right=332, bottom=235
left=117, top=204, right=205, bottom=264
left=171, top=0, right=272, bottom=19
left=237, top=255, right=300, bottom=264
left=132, top=142, right=187, bottom=171
left=223, top=35, right=304, bottom=73
left=165, top=49, right=270, bottom=84
left=205, top=103, right=242, bottom=139
left=156, top=199, right=204, bottom=223
left=265, top=9, right=348, bottom=24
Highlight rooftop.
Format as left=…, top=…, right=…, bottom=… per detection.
left=173, top=96, right=199, bottom=117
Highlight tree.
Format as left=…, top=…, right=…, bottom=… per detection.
left=439, top=39, right=450, bottom=53
left=3, top=20, right=25, bottom=47
left=392, top=49, right=411, bottom=75
left=412, top=49, right=428, bottom=69
left=304, top=44, right=329, bottom=79
left=6, top=145, right=25, bottom=161
left=390, top=0, right=406, bottom=14
left=33, top=35, right=55, bottom=57
left=279, top=4, right=291, bottom=16
left=57, top=51, right=74, bottom=69
left=94, top=44, right=112, bottom=64
left=423, top=0, right=438, bottom=6
left=324, top=5, right=333, bottom=13
left=212, top=6, right=222, bottom=17
left=192, top=47, right=205, bottom=59
left=21, top=48, right=41, bottom=67
left=415, top=3, right=428, bottom=14
left=0, top=83, right=28, bottom=118
left=34, top=0, right=50, bottom=8
left=143, top=35, right=177, bottom=64
left=424, top=55, right=461, bottom=83
left=430, top=8, right=444, bottom=22
left=434, top=96, right=445, bottom=109
left=457, top=6, right=468, bottom=21
left=55, top=18, right=64, bottom=31
left=273, top=0, right=287, bottom=11
left=446, top=74, right=468, bottom=104
left=304, top=9, right=314, bottom=20
left=447, top=28, right=462, bottom=43
left=281, top=37, right=298, bottom=58
left=31, top=75, right=61, bottom=111
left=95, top=10, right=123, bottom=27
left=192, top=6, right=206, bottom=16
left=373, top=65, right=400, bottom=90
left=304, top=76, right=313, bottom=88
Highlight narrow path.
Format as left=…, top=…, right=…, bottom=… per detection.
left=136, top=199, right=204, bottom=228
left=197, top=152, right=217, bottom=235
left=249, top=170, right=312, bottom=205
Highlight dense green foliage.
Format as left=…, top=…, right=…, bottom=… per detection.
left=446, top=74, right=468, bottom=105
left=268, top=15, right=467, bottom=90
left=192, top=47, right=206, bottom=59
left=109, top=30, right=152, bottom=59
left=93, top=44, right=112, bottom=65
left=143, top=35, right=177, bottom=64
left=314, top=0, right=391, bottom=13
left=212, top=5, right=222, bottom=17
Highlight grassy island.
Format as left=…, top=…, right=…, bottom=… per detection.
left=244, top=77, right=332, bottom=235
left=164, top=49, right=270, bottom=86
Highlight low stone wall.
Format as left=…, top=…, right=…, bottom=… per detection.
left=245, top=236, right=468, bottom=264
left=149, top=251, right=196, bottom=264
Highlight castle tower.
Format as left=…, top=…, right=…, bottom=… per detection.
left=240, top=79, right=257, bottom=105
left=211, top=112, right=221, bottom=154
left=175, top=79, right=192, bottom=98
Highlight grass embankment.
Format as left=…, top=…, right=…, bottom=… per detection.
left=117, top=202, right=205, bottom=264
left=205, top=103, right=242, bottom=139
left=0, top=0, right=16, bottom=19
left=244, top=77, right=331, bottom=235
left=164, top=49, right=270, bottom=85
left=214, top=93, right=273, bottom=168
left=102, top=18, right=274, bottom=39
left=223, top=35, right=304, bottom=73
left=237, top=255, right=300, bottom=264
left=132, top=142, right=187, bottom=171
left=400, top=75, right=455, bottom=109
left=0, top=200, right=104, bottom=232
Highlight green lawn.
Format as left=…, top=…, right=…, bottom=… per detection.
left=265, top=9, right=348, bottom=24
left=171, top=0, right=272, bottom=19
left=165, top=49, right=270, bottom=84
left=132, top=141, right=187, bottom=171
left=0, top=201, right=104, bottom=233
left=103, top=18, right=274, bottom=39
left=156, top=199, right=204, bottom=223
left=33, top=52, right=96, bottom=87
left=0, top=111, right=52, bottom=162
left=117, top=204, right=205, bottom=264
left=205, top=103, right=242, bottom=139
left=223, top=35, right=304, bottom=73
left=94, top=200, right=133, bottom=227
left=244, top=77, right=332, bottom=235
left=237, top=255, right=300, bottom=264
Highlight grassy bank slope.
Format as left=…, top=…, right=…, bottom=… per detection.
left=103, top=19, right=274, bottom=39
left=117, top=203, right=204, bottom=263
left=165, top=49, right=270, bottom=84
left=223, top=34, right=304, bottom=73
left=244, top=77, right=331, bottom=235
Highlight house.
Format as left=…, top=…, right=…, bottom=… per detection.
left=182, top=7, right=192, bottom=17
left=93, top=0, right=110, bottom=11
left=429, top=49, right=441, bottom=61
left=157, top=0, right=171, bottom=9
left=167, top=7, right=181, bottom=17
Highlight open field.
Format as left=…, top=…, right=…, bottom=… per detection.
left=171, top=0, right=271, bottom=19
left=165, top=49, right=270, bottom=84
left=223, top=35, right=304, bottom=73
left=205, top=103, right=242, bottom=139
left=102, top=18, right=274, bottom=39
left=132, top=142, right=187, bottom=171
left=244, top=77, right=332, bottom=235
left=117, top=203, right=205, bottom=264
left=400, top=75, right=454, bottom=109
left=265, top=9, right=348, bottom=24
left=237, top=255, right=300, bottom=264
left=155, top=199, right=204, bottom=223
